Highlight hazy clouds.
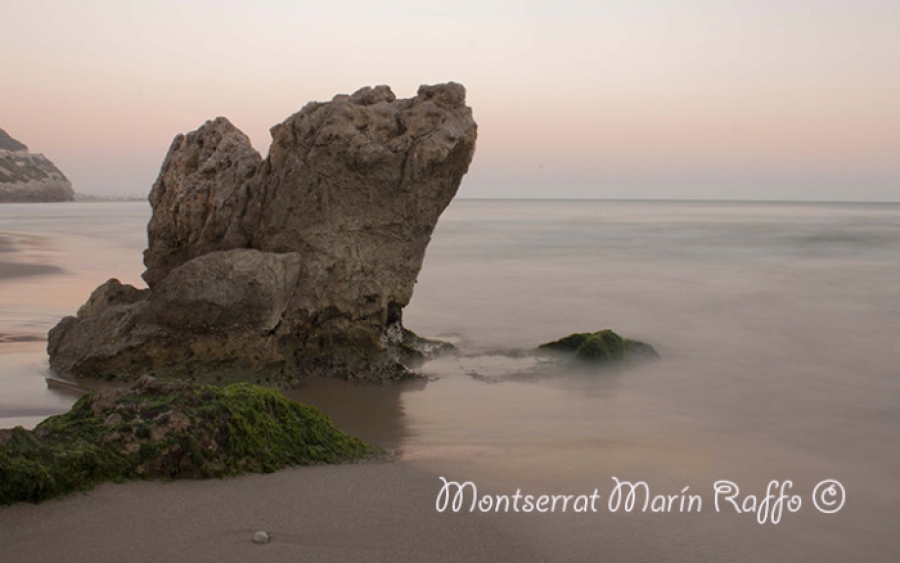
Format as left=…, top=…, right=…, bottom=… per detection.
left=2, top=0, right=898, bottom=200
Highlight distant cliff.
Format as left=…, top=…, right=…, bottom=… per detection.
left=0, top=128, right=74, bottom=203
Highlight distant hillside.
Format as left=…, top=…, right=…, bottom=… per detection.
left=0, top=128, right=74, bottom=203
left=0, top=128, right=28, bottom=152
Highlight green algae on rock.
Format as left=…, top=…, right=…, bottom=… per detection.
left=0, top=378, right=381, bottom=506
left=538, top=330, right=658, bottom=363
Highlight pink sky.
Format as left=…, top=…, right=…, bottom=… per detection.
left=2, top=0, right=898, bottom=200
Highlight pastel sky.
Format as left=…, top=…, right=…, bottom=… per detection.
left=2, top=0, right=898, bottom=201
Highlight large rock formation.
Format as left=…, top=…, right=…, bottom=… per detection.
left=0, top=128, right=75, bottom=203
left=48, top=83, right=476, bottom=383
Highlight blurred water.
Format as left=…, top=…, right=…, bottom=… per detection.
left=0, top=202, right=150, bottom=428
left=311, top=199, right=900, bottom=561
left=1, top=199, right=899, bottom=560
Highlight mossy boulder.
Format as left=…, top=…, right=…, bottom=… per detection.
left=0, top=378, right=380, bottom=506
left=539, top=330, right=658, bottom=363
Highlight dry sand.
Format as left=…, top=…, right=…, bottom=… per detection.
left=0, top=460, right=543, bottom=563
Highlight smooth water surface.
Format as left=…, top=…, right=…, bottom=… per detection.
left=1, top=199, right=898, bottom=560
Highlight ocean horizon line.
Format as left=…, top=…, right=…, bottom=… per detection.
left=63, top=195, right=900, bottom=206
left=454, top=197, right=900, bottom=205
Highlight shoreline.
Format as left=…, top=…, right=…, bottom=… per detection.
left=0, top=334, right=45, bottom=345
left=0, top=261, right=64, bottom=281
left=0, top=459, right=543, bottom=563
left=0, top=231, right=66, bottom=281
left=0, top=342, right=76, bottom=431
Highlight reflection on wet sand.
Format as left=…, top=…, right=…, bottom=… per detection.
left=283, top=376, right=425, bottom=452
left=0, top=231, right=66, bottom=280
left=0, top=342, right=74, bottom=429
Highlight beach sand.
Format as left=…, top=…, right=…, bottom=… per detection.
left=0, top=461, right=542, bottom=563
left=0, top=261, right=63, bottom=281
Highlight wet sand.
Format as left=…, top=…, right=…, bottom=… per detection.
left=0, top=261, right=64, bottom=281
left=0, top=334, right=45, bottom=344
left=0, top=343, right=74, bottom=429
left=0, top=461, right=543, bottom=563
left=0, top=232, right=65, bottom=280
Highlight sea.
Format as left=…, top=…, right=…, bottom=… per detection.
left=1, top=199, right=898, bottom=561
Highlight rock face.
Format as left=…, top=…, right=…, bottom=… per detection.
left=48, top=83, right=476, bottom=382
left=0, top=128, right=75, bottom=203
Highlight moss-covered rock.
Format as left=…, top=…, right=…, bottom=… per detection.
left=539, top=330, right=658, bottom=363
left=0, top=378, right=381, bottom=506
